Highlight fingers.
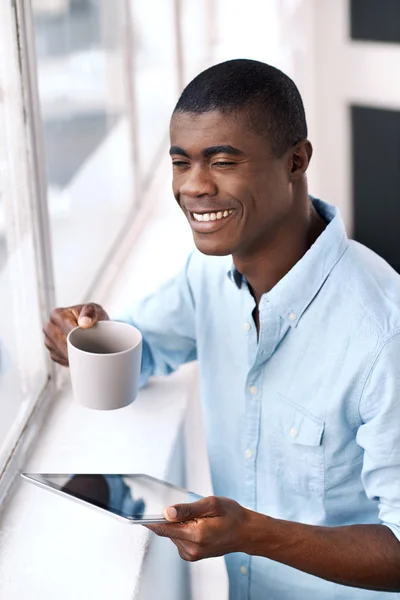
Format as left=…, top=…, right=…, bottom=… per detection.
left=77, top=303, right=108, bottom=328
left=146, top=497, right=245, bottom=562
left=144, top=521, right=199, bottom=542
left=173, top=539, right=205, bottom=563
left=144, top=521, right=204, bottom=544
left=145, top=496, right=225, bottom=541
left=144, top=523, right=203, bottom=561
left=151, top=532, right=224, bottom=562
left=164, top=496, right=222, bottom=523
left=52, top=354, right=69, bottom=368
left=51, top=306, right=83, bottom=336
left=45, top=338, right=69, bottom=367
left=43, top=318, right=70, bottom=366
left=43, top=306, right=81, bottom=364
left=43, top=303, right=109, bottom=365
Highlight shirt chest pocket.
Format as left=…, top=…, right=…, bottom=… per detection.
left=271, top=395, right=325, bottom=497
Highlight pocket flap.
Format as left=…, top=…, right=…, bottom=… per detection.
left=277, top=395, right=324, bottom=446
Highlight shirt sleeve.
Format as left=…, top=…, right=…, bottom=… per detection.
left=113, top=252, right=197, bottom=388
left=356, top=332, right=400, bottom=542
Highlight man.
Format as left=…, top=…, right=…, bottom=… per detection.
left=44, top=59, right=400, bottom=599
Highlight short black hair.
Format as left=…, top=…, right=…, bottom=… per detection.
left=173, top=58, right=307, bottom=157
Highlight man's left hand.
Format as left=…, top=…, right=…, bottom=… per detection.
left=145, top=496, right=251, bottom=561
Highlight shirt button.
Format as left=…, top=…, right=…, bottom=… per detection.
left=288, top=312, right=296, bottom=321
left=249, top=385, right=258, bottom=395
left=289, top=427, right=297, bottom=438
left=240, top=565, right=248, bottom=575
left=245, top=448, right=253, bottom=459
left=243, top=322, right=251, bottom=332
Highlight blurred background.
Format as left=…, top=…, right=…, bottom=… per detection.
left=1, top=0, right=400, bottom=506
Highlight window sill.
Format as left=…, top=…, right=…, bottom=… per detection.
left=0, top=365, right=195, bottom=599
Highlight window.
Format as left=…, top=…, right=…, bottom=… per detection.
left=0, top=0, right=215, bottom=494
left=180, top=0, right=212, bottom=83
left=0, top=0, right=49, bottom=474
left=32, top=0, right=137, bottom=306
left=0, top=183, right=48, bottom=473
left=132, top=0, right=179, bottom=180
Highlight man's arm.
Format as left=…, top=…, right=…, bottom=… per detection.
left=245, top=512, right=400, bottom=591
left=114, top=252, right=197, bottom=387
left=44, top=252, right=197, bottom=380
left=146, top=497, right=400, bottom=592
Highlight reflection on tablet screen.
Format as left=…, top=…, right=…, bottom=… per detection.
left=31, top=474, right=198, bottom=520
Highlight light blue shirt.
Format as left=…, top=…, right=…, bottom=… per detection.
left=118, top=198, right=400, bottom=599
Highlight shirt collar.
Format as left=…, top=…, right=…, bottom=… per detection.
left=227, top=198, right=349, bottom=327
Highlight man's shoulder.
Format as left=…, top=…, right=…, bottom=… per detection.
left=336, top=240, right=400, bottom=336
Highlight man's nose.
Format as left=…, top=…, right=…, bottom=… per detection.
left=179, top=165, right=217, bottom=198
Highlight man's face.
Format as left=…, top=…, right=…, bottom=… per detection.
left=170, top=110, right=294, bottom=258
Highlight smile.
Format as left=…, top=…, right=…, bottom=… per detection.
left=192, top=209, right=234, bottom=222
left=188, top=208, right=236, bottom=233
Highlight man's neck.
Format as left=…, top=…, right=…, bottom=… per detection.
left=233, top=199, right=326, bottom=306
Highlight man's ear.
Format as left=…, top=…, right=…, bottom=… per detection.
left=289, top=140, right=313, bottom=178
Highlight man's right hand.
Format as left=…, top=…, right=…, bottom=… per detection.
left=43, top=303, right=109, bottom=367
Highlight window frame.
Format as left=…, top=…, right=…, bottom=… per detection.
left=0, top=0, right=142, bottom=501
left=0, top=0, right=57, bottom=502
left=0, top=0, right=201, bottom=503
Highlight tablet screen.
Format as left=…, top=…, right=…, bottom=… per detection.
left=23, top=473, right=199, bottom=521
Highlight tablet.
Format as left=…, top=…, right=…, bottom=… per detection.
left=21, top=473, right=201, bottom=524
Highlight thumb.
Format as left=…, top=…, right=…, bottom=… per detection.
left=78, top=303, right=98, bottom=328
left=164, top=496, right=220, bottom=522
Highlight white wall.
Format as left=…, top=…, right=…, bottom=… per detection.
left=213, top=0, right=400, bottom=234
left=212, top=0, right=320, bottom=205
left=314, top=0, right=400, bottom=233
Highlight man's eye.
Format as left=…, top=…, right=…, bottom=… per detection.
left=172, top=161, right=189, bottom=167
left=213, top=161, right=236, bottom=167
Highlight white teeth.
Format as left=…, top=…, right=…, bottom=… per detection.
left=193, top=209, right=234, bottom=222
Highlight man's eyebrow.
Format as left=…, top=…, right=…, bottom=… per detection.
left=169, top=146, right=190, bottom=157
left=202, top=145, right=245, bottom=158
left=169, top=145, right=245, bottom=159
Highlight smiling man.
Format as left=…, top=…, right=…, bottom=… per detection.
left=44, top=59, right=400, bottom=599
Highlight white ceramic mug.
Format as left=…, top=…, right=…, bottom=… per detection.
left=67, top=321, right=142, bottom=410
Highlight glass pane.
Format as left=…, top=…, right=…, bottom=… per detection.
left=132, top=0, right=178, bottom=180
left=181, top=0, right=211, bottom=83
left=32, top=0, right=136, bottom=306
left=0, top=131, right=47, bottom=469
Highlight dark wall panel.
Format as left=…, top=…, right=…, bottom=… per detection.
left=350, top=0, right=400, bottom=43
left=351, top=105, right=400, bottom=273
